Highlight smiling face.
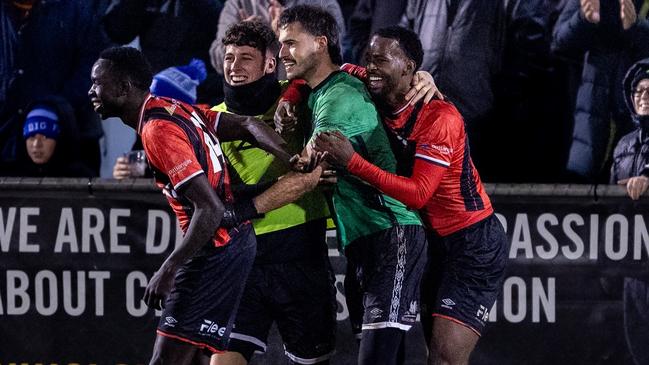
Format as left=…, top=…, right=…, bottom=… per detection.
left=634, top=79, right=649, bottom=116
left=26, top=134, right=56, bottom=164
left=364, top=35, right=414, bottom=106
left=278, top=22, right=320, bottom=81
left=88, top=59, right=124, bottom=119
left=223, top=44, right=276, bottom=86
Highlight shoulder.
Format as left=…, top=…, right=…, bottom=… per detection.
left=418, top=100, right=465, bottom=131
left=613, top=130, right=640, bottom=155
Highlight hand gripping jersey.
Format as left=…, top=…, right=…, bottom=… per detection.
left=138, top=94, right=234, bottom=246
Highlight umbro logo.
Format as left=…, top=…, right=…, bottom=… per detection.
left=370, top=308, right=383, bottom=318
left=441, top=298, right=455, bottom=310
left=164, top=316, right=178, bottom=327
left=441, top=298, right=455, bottom=306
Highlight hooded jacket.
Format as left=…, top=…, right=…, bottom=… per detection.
left=610, top=58, right=649, bottom=184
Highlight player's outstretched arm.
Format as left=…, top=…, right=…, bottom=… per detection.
left=142, top=174, right=224, bottom=310
left=217, top=113, right=293, bottom=166
left=313, top=130, right=444, bottom=209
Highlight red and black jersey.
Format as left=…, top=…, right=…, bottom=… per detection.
left=382, top=100, right=493, bottom=235
left=137, top=94, right=234, bottom=247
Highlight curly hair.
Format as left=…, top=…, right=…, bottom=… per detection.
left=373, top=26, right=424, bottom=72
left=222, top=20, right=279, bottom=56
left=99, top=46, right=153, bottom=90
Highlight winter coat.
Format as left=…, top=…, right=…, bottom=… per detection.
left=552, top=0, right=649, bottom=180
left=103, top=0, right=223, bottom=105
left=0, top=0, right=109, bottom=169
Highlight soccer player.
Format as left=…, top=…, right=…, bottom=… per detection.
left=312, top=27, right=508, bottom=365
left=88, top=46, right=323, bottom=365
left=209, top=21, right=336, bottom=365
left=277, top=6, right=428, bottom=365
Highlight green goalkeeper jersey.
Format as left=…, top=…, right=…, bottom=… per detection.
left=308, top=71, right=421, bottom=248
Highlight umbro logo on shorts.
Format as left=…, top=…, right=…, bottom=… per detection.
left=164, top=316, right=178, bottom=327
left=441, top=298, right=456, bottom=309
left=369, top=308, right=383, bottom=319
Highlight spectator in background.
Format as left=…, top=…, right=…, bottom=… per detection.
left=10, top=100, right=96, bottom=178
left=610, top=58, right=649, bottom=365
left=102, top=0, right=224, bottom=105
left=0, top=0, right=108, bottom=176
left=345, top=0, right=407, bottom=63
left=209, top=0, right=345, bottom=78
left=112, top=58, right=207, bottom=179
left=553, top=0, right=649, bottom=182
left=400, top=0, right=547, bottom=181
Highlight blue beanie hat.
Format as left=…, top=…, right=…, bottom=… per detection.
left=150, top=58, right=207, bottom=104
left=23, top=105, right=60, bottom=140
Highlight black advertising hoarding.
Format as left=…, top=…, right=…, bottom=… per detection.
left=0, top=180, right=647, bottom=364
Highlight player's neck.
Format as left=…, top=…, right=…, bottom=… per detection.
left=306, top=60, right=339, bottom=89
left=385, top=78, right=412, bottom=113
left=122, top=91, right=150, bottom=129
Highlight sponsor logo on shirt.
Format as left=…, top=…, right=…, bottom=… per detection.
left=419, top=143, right=453, bottom=155
left=168, top=159, right=193, bottom=176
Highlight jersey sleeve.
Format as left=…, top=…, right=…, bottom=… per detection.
left=196, top=105, right=222, bottom=132
left=347, top=152, right=446, bottom=209
left=340, top=63, right=368, bottom=81
left=141, top=120, right=205, bottom=190
left=412, top=105, right=462, bottom=169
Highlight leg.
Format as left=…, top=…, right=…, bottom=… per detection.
left=210, top=351, right=248, bottom=365
left=428, top=317, right=478, bottom=365
left=149, top=334, right=199, bottom=365
left=358, top=328, right=406, bottom=365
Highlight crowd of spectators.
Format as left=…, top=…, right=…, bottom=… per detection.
left=1, top=0, right=648, bottom=187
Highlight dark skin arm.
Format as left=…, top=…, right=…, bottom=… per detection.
left=142, top=174, right=224, bottom=310
left=217, top=113, right=293, bottom=166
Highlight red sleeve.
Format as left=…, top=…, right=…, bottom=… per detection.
left=141, top=120, right=204, bottom=190
left=194, top=105, right=222, bottom=131
left=347, top=152, right=446, bottom=209
left=280, top=79, right=310, bottom=104
left=340, top=63, right=367, bottom=81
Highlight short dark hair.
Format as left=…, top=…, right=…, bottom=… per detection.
left=99, top=46, right=153, bottom=90
left=373, top=26, right=424, bottom=71
left=222, top=20, right=279, bottom=56
left=279, top=5, right=342, bottom=65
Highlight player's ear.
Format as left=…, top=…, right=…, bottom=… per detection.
left=404, top=59, right=416, bottom=76
left=264, top=51, right=277, bottom=74
left=314, top=35, right=328, bottom=54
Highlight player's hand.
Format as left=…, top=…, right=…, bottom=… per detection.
left=274, top=99, right=298, bottom=134
left=620, top=0, right=637, bottom=30
left=289, top=151, right=328, bottom=172
left=319, top=169, right=338, bottom=185
left=618, top=176, right=649, bottom=200
left=143, top=266, right=176, bottom=310
left=580, top=0, right=600, bottom=24
left=406, top=71, right=443, bottom=105
left=313, top=130, right=354, bottom=168
left=113, top=156, right=131, bottom=180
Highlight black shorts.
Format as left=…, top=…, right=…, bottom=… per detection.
left=227, top=220, right=337, bottom=364
left=422, top=214, right=508, bottom=336
left=344, top=224, right=428, bottom=332
left=156, top=223, right=256, bottom=353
